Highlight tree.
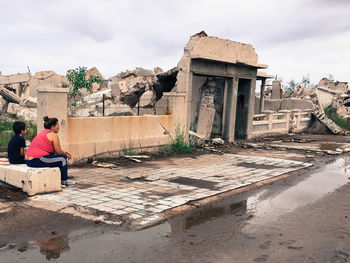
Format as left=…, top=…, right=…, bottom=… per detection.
left=66, top=67, right=102, bottom=98
left=301, top=74, right=311, bottom=89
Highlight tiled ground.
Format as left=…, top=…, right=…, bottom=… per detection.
left=30, top=154, right=312, bottom=224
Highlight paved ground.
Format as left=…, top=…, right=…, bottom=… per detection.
left=29, top=153, right=312, bottom=228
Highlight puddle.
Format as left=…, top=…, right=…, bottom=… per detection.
left=246, top=157, right=350, bottom=228
left=169, top=177, right=219, bottom=190
left=1, top=156, right=350, bottom=262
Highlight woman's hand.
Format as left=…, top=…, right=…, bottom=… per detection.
left=64, top=151, right=72, bottom=159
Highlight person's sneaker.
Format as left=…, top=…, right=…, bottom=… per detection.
left=61, top=180, right=76, bottom=187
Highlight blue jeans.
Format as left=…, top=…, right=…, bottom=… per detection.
left=25, top=154, right=68, bottom=181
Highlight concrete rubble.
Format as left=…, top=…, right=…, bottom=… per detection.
left=0, top=70, right=70, bottom=122
left=259, top=77, right=349, bottom=135
left=68, top=66, right=178, bottom=117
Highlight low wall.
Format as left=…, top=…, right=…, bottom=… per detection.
left=65, top=115, right=173, bottom=162
left=252, top=109, right=312, bottom=138
left=264, top=98, right=313, bottom=112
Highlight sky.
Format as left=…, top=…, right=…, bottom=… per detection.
left=1, top=0, right=349, bottom=86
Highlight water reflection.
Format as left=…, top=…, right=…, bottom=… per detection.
left=37, top=234, right=70, bottom=261
left=169, top=200, right=247, bottom=233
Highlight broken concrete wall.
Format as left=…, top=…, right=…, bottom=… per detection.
left=316, top=87, right=336, bottom=108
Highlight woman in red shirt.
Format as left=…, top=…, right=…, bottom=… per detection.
left=25, top=116, right=75, bottom=187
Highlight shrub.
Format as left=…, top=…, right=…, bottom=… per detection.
left=163, top=127, right=194, bottom=153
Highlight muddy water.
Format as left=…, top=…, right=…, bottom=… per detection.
left=1, top=157, right=350, bottom=263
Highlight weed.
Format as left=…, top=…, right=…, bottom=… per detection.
left=324, top=106, right=350, bottom=130
left=163, top=126, right=194, bottom=153
left=122, top=148, right=137, bottom=156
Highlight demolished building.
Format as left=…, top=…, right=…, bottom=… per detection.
left=170, top=31, right=268, bottom=141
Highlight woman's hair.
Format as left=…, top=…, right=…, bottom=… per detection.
left=43, top=116, right=58, bottom=129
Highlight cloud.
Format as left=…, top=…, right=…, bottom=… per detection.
left=0, top=0, right=349, bottom=84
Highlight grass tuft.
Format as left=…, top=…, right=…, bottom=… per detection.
left=163, top=127, right=194, bottom=153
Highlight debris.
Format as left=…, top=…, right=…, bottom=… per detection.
left=124, top=173, right=145, bottom=180
left=123, top=155, right=150, bottom=159
left=203, top=147, right=223, bottom=154
left=91, top=161, right=116, bottom=168
left=125, top=157, right=142, bottom=163
left=324, top=150, right=340, bottom=155
left=310, top=92, right=343, bottom=134
left=211, top=138, right=224, bottom=145
left=145, top=175, right=161, bottom=181
left=189, top=131, right=205, bottom=147
left=0, top=86, right=22, bottom=103
left=20, top=97, right=37, bottom=108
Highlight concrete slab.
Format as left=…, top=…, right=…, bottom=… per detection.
left=0, top=164, right=61, bottom=196
left=197, top=107, right=215, bottom=139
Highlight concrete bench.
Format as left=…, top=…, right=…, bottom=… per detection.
left=0, top=163, right=61, bottom=196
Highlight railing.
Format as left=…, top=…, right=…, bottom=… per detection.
left=252, top=109, right=312, bottom=137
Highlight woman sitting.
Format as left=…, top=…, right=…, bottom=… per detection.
left=25, top=116, right=75, bottom=187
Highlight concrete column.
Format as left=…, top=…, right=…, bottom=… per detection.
left=271, top=80, right=282, bottom=99
left=279, top=110, right=291, bottom=132
left=290, top=109, right=302, bottom=132
left=262, top=110, right=274, bottom=132
left=246, top=77, right=256, bottom=139
left=37, top=87, right=69, bottom=147
left=227, top=77, right=239, bottom=142
left=259, top=79, right=266, bottom=113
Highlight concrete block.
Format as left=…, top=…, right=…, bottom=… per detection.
left=197, top=107, right=215, bottom=139
left=0, top=164, right=61, bottom=196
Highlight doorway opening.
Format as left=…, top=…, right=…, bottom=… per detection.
left=235, top=78, right=251, bottom=139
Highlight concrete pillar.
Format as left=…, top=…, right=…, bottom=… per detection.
left=271, top=80, right=282, bottom=99
left=37, top=87, right=69, bottom=147
left=259, top=79, right=266, bottom=113
left=227, top=77, right=238, bottom=142
left=290, top=109, right=302, bottom=132
left=262, top=110, right=274, bottom=132
left=246, top=77, right=256, bottom=139
left=279, top=110, right=291, bottom=132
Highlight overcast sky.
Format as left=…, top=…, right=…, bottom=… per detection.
left=1, top=0, right=349, bottom=85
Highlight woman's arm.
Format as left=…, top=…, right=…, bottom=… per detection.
left=50, top=133, right=72, bottom=159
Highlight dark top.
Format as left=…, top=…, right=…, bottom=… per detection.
left=7, top=135, right=26, bottom=164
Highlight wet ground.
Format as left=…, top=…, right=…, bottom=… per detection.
left=1, top=155, right=350, bottom=262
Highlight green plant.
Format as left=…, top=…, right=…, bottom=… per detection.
left=324, top=106, right=350, bottom=129
left=163, top=127, right=194, bottom=153
left=66, top=66, right=102, bottom=98
left=122, top=148, right=137, bottom=156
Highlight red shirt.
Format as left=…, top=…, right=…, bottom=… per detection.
left=25, top=129, right=54, bottom=158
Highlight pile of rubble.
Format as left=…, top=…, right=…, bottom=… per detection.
left=70, top=67, right=178, bottom=117
left=0, top=66, right=179, bottom=121
left=0, top=71, right=70, bottom=122
left=286, top=78, right=349, bottom=134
